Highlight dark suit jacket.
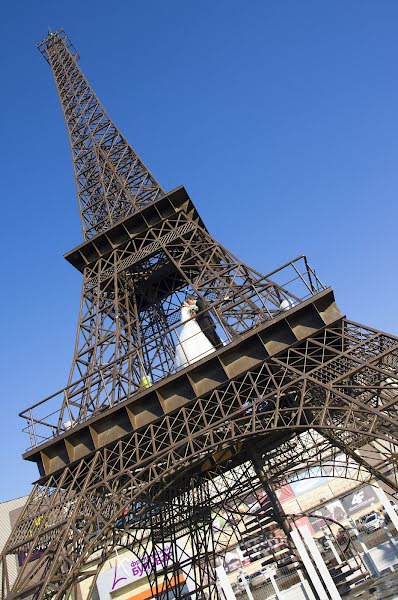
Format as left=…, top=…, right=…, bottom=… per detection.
left=196, top=298, right=215, bottom=330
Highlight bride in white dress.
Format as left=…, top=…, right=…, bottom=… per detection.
left=175, top=301, right=216, bottom=368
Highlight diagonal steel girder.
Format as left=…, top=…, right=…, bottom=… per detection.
left=4, top=318, right=398, bottom=598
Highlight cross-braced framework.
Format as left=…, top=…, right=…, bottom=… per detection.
left=2, top=29, right=398, bottom=600
left=38, top=30, right=163, bottom=238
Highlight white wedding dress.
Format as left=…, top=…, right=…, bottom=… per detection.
left=175, top=306, right=216, bottom=369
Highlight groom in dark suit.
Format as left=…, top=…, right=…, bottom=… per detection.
left=187, top=295, right=223, bottom=349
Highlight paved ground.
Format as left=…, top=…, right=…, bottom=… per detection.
left=345, top=570, right=398, bottom=599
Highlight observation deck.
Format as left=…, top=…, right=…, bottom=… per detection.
left=21, top=284, right=342, bottom=479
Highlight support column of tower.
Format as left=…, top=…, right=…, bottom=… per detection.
left=324, top=432, right=398, bottom=497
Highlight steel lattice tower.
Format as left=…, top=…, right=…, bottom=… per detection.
left=2, top=29, right=398, bottom=600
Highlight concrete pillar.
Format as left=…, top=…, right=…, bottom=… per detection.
left=374, top=483, right=398, bottom=534
left=290, top=528, right=328, bottom=600
left=248, top=449, right=322, bottom=600
left=215, top=565, right=237, bottom=600
left=299, top=525, right=342, bottom=600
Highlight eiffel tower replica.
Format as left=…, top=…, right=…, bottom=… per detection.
left=2, top=29, right=398, bottom=600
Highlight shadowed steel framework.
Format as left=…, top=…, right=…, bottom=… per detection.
left=2, top=29, right=398, bottom=600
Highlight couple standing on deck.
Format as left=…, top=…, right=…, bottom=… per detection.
left=175, top=295, right=224, bottom=369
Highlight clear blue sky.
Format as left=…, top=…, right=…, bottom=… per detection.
left=1, top=1, right=398, bottom=502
